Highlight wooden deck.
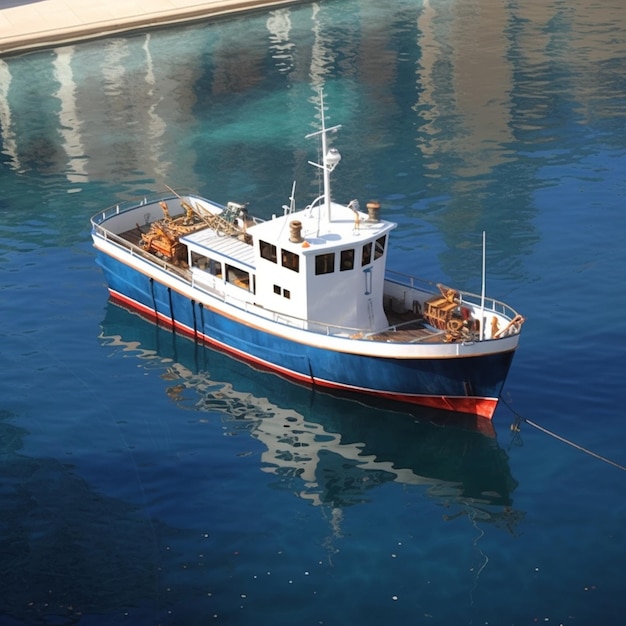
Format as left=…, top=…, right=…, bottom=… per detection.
left=371, top=310, right=445, bottom=344
left=119, top=225, right=144, bottom=247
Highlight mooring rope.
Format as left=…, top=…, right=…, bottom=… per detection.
left=501, top=396, right=626, bottom=472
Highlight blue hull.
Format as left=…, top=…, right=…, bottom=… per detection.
left=96, top=252, right=515, bottom=416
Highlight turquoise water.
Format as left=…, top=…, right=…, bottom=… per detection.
left=1, top=0, right=626, bottom=624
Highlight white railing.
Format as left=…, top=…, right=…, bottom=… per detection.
left=92, top=205, right=520, bottom=342
left=93, top=226, right=190, bottom=278
left=385, top=268, right=521, bottom=321
left=90, top=190, right=226, bottom=226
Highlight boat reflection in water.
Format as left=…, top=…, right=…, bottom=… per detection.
left=99, top=301, right=522, bottom=531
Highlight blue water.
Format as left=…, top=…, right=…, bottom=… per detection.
left=1, top=1, right=626, bottom=624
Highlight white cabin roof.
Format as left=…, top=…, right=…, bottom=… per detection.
left=249, top=202, right=395, bottom=253
left=181, top=228, right=256, bottom=269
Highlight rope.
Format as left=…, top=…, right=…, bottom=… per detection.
left=501, top=396, right=626, bottom=472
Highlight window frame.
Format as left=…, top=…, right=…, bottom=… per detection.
left=315, top=252, right=335, bottom=275
left=374, top=235, right=386, bottom=260
left=340, top=248, right=355, bottom=272
left=361, top=242, right=372, bottom=266
left=281, top=249, right=300, bottom=273
left=259, top=240, right=277, bottom=263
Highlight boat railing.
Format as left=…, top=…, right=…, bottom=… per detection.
left=90, top=191, right=216, bottom=226
left=91, top=194, right=175, bottom=225
left=93, top=226, right=518, bottom=340
left=186, top=274, right=367, bottom=337
left=385, top=268, right=520, bottom=321
left=92, top=223, right=190, bottom=278
left=249, top=303, right=365, bottom=338
left=92, top=216, right=359, bottom=335
left=229, top=270, right=521, bottom=340
left=236, top=300, right=379, bottom=338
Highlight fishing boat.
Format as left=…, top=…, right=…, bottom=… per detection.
left=100, top=299, right=520, bottom=510
left=91, top=94, right=524, bottom=420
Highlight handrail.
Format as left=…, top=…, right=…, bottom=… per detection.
left=90, top=191, right=223, bottom=226
left=92, top=224, right=190, bottom=278
left=94, top=229, right=519, bottom=342
left=91, top=194, right=174, bottom=226
left=385, top=268, right=520, bottom=320
left=92, top=210, right=520, bottom=342
left=93, top=224, right=364, bottom=335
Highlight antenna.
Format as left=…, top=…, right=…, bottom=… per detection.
left=282, top=180, right=297, bottom=215
left=480, top=231, right=486, bottom=340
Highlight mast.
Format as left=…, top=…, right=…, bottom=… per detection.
left=480, top=230, right=486, bottom=340
left=306, top=90, right=341, bottom=222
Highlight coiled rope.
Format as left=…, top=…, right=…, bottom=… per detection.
left=501, top=396, right=626, bottom=472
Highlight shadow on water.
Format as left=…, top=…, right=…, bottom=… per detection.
left=0, top=410, right=185, bottom=624
left=99, top=301, right=523, bottom=531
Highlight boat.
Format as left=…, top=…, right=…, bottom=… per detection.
left=100, top=299, right=521, bottom=518
left=91, top=93, right=524, bottom=420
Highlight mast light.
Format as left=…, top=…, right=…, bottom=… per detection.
left=325, top=148, right=341, bottom=171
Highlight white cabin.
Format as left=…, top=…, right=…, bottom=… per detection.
left=181, top=198, right=396, bottom=334
left=251, top=200, right=395, bottom=331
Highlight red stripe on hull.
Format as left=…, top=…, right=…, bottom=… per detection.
left=109, top=289, right=499, bottom=421
left=307, top=380, right=498, bottom=420
left=109, top=289, right=315, bottom=383
left=387, top=393, right=497, bottom=420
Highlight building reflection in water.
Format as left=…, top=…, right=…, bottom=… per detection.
left=2, top=0, right=622, bottom=212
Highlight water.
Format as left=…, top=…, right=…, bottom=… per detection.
left=1, top=0, right=626, bottom=624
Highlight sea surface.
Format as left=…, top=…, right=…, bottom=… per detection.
left=1, top=0, right=626, bottom=624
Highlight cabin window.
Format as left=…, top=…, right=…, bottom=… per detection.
left=281, top=249, right=300, bottom=272
left=374, top=235, right=386, bottom=260
left=361, top=242, right=372, bottom=266
left=340, top=249, right=355, bottom=271
left=208, top=258, right=222, bottom=277
left=190, top=251, right=206, bottom=268
left=273, top=284, right=290, bottom=299
left=226, top=264, right=250, bottom=290
left=260, top=240, right=277, bottom=263
left=191, top=252, right=221, bottom=276
left=315, top=252, right=335, bottom=275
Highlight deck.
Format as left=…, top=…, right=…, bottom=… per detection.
left=369, top=311, right=446, bottom=344
left=115, top=225, right=448, bottom=344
